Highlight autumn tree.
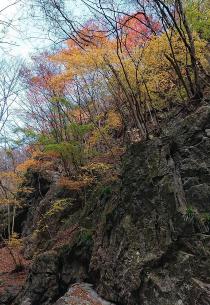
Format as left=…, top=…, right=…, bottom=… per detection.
left=17, top=0, right=210, bottom=183
left=0, top=145, right=28, bottom=241
left=34, top=0, right=210, bottom=135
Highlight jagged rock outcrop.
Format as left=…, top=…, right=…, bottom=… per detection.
left=4, top=105, right=210, bottom=305
left=90, top=105, right=210, bottom=305
left=14, top=229, right=94, bottom=305
left=16, top=251, right=60, bottom=305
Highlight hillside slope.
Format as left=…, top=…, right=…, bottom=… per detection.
left=1, top=105, right=210, bottom=305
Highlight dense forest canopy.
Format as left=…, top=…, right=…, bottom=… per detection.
left=0, top=0, right=209, bottom=242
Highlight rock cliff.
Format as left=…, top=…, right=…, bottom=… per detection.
left=2, top=105, right=210, bottom=305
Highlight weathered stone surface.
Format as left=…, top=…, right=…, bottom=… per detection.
left=90, top=106, right=210, bottom=305
left=14, top=251, right=60, bottom=305
left=14, top=235, right=94, bottom=305
left=0, top=285, right=21, bottom=305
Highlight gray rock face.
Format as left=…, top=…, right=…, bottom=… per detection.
left=14, top=251, right=60, bottom=305
left=10, top=105, right=210, bottom=305
left=0, top=285, right=21, bottom=305
left=90, top=106, right=210, bottom=305
left=13, top=237, right=93, bottom=305
left=20, top=298, right=31, bottom=305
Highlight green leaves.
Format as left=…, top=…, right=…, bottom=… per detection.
left=44, top=141, right=85, bottom=167
left=68, top=122, right=93, bottom=138
left=45, top=141, right=79, bottom=156
left=185, top=0, right=210, bottom=40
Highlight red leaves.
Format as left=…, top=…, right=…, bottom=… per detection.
left=119, top=12, right=161, bottom=48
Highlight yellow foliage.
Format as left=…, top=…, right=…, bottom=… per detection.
left=0, top=198, right=19, bottom=206
left=82, top=162, right=111, bottom=172
left=107, top=110, right=122, bottom=129
left=15, top=20, right=209, bottom=187
left=120, top=32, right=208, bottom=107
left=45, top=199, right=69, bottom=217
left=8, top=233, right=22, bottom=248
left=48, top=33, right=116, bottom=90
left=141, top=32, right=207, bottom=98
left=58, top=175, right=93, bottom=190
left=49, top=28, right=208, bottom=114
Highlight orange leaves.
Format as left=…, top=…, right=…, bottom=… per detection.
left=48, top=28, right=115, bottom=88
left=66, top=20, right=108, bottom=49
left=0, top=171, right=20, bottom=181
left=16, top=151, right=60, bottom=174
left=16, top=159, right=41, bottom=173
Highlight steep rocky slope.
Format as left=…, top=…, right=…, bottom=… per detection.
left=2, top=105, right=210, bottom=305
left=90, top=105, right=210, bottom=305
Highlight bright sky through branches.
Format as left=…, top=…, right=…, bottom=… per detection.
left=0, top=0, right=92, bottom=140
left=0, top=0, right=91, bottom=60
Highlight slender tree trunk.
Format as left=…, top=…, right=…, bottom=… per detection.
left=7, top=205, right=11, bottom=241
left=11, top=206, right=16, bottom=236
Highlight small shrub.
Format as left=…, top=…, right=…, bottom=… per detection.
left=99, top=186, right=112, bottom=201
left=45, top=199, right=70, bottom=217
left=79, top=228, right=93, bottom=246
left=202, top=213, right=210, bottom=232
left=184, top=207, right=195, bottom=223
